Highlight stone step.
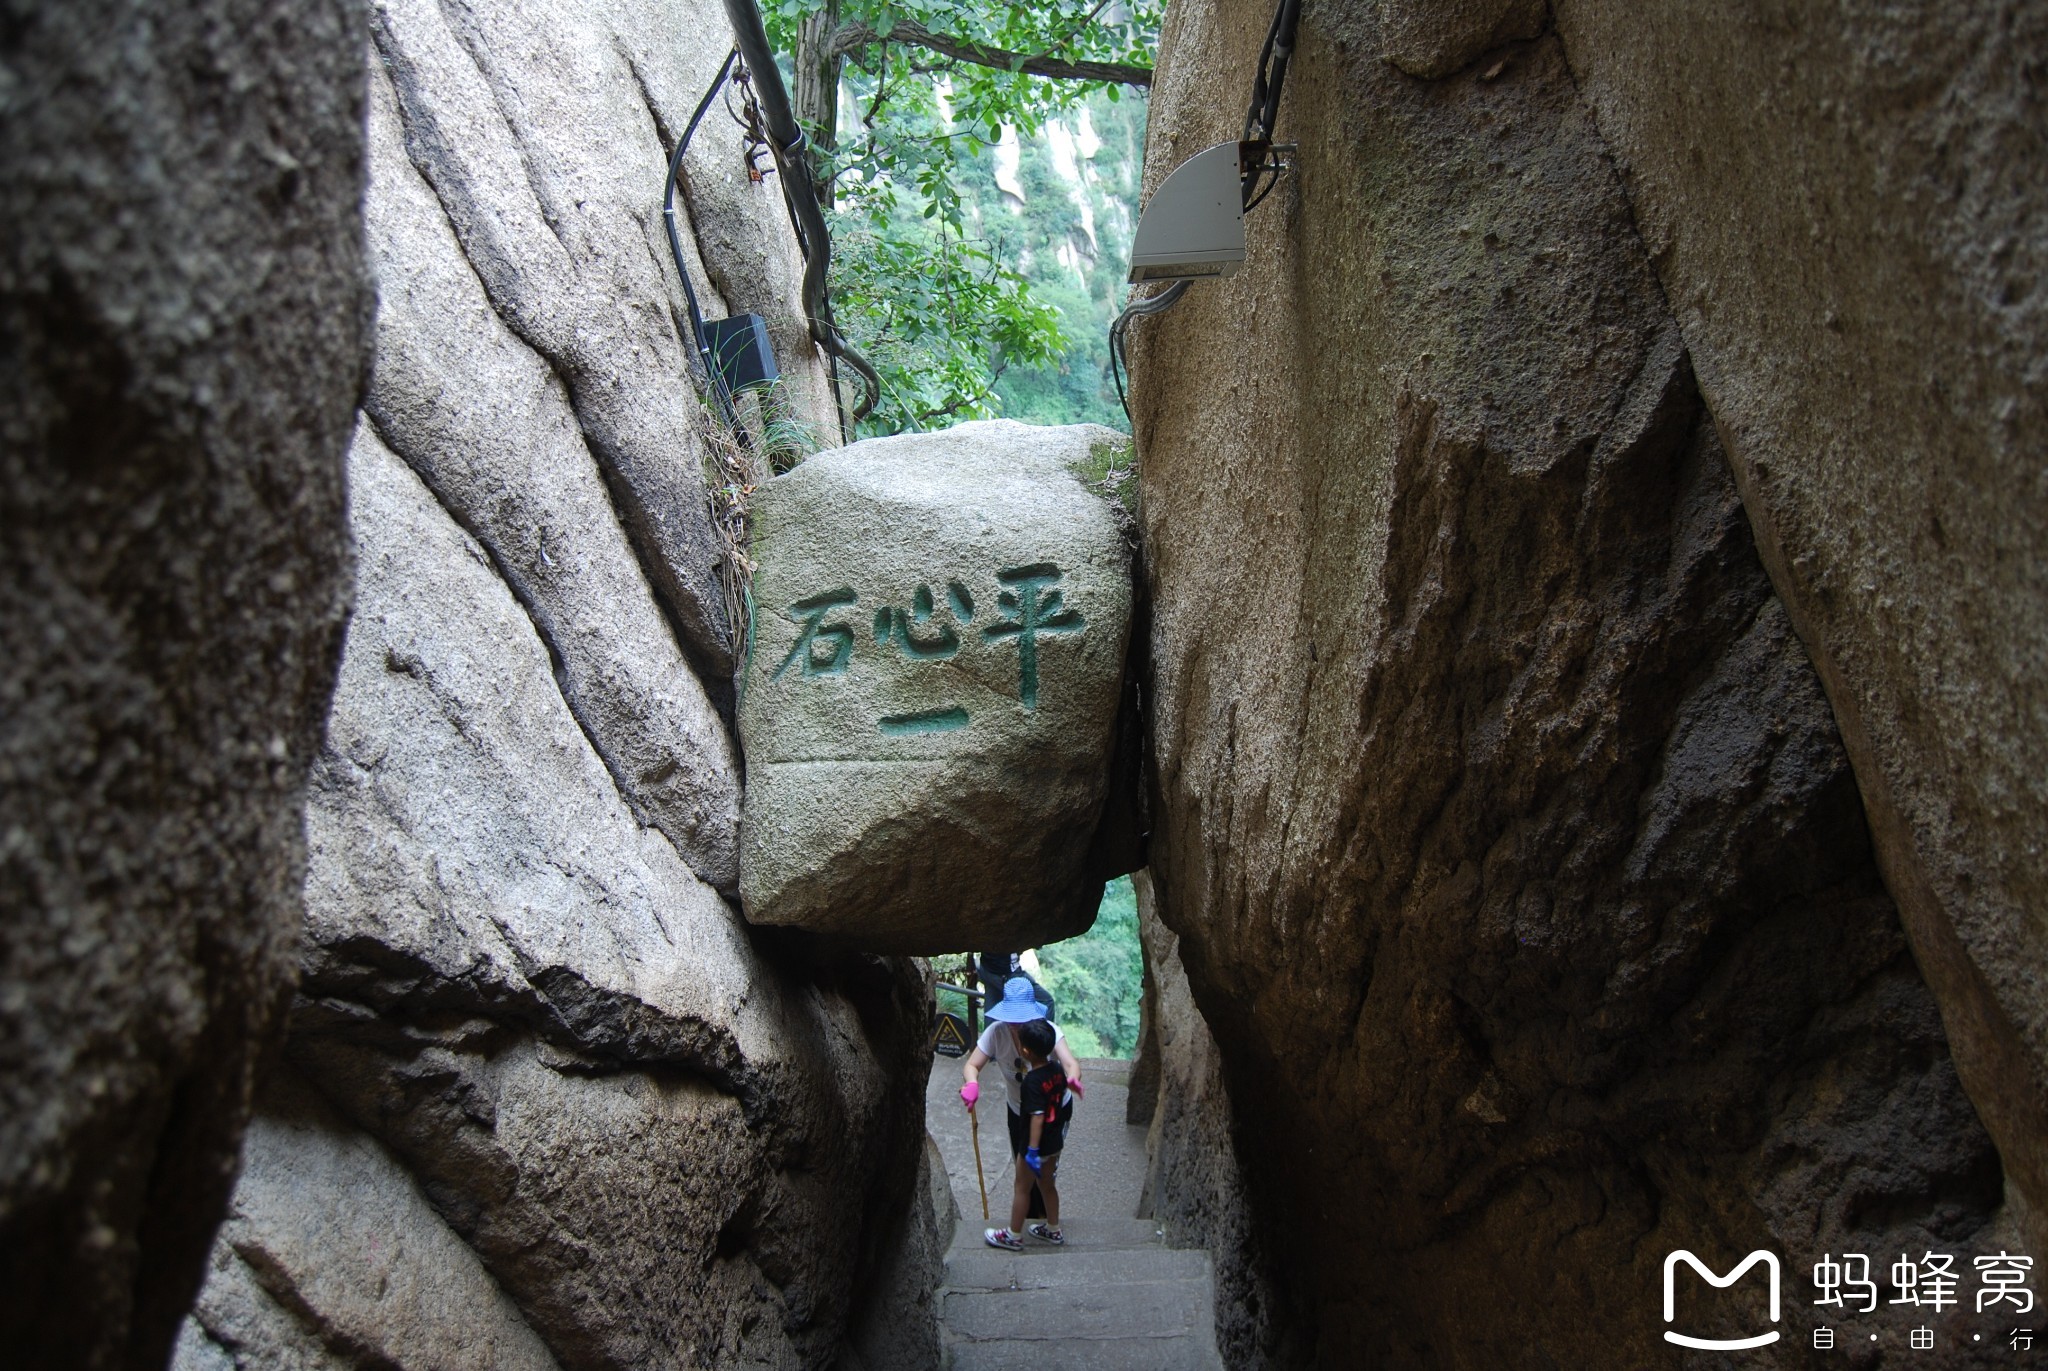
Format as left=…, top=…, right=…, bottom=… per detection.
left=946, top=1244, right=1211, bottom=1292
left=948, top=1218, right=1164, bottom=1254
left=943, top=1275, right=1213, bottom=1344
left=930, top=1059, right=1222, bottom=1370
left=945, top=1334, right=1223, bottom=1371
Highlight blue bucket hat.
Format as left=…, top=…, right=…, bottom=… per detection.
left=986, top=976, right=1048, bottom=1023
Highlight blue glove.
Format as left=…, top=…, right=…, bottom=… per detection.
left=1024, top=1147, right=1043, bottom=1174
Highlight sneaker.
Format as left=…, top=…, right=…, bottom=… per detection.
left=1027, top=1223, right=1064, bottom=1245
left=984, top=1227, right=1023, bottom=1252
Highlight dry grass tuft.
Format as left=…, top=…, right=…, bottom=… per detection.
left=697, top=380, right=829, bottom=650
left=698, top=400, right=767, bottom=648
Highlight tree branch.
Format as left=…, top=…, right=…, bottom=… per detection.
left=828, top=18, right=1152, bottom=86
left=917, top=364, right=1009, bottom=424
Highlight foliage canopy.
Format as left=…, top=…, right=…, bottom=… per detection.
left=1037, top=876, right=1144, bottom=1059
left=763, top=0, right=1161, bottom=434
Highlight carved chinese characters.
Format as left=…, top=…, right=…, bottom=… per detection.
left=770, top=566, right=1086, bottom=732
left=737, top=421, right=1134, bottom=953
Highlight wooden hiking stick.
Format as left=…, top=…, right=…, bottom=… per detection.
left=969, top=1102, right=989, bottom=1220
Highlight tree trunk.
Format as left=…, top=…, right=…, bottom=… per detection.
left=793, top=0, right=841, bottom=206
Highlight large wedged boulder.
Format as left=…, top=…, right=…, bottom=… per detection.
left=1130, top=4, right=2011, bottom=1364
left=739, top=420, right=1136, bottom=954
left=1545, top=0, right=2048, bottom=1255
left=0, top=1, right=368, bottom=1364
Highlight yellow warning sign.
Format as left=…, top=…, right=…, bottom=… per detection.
left=931, top=1011, right=971, bottom=1059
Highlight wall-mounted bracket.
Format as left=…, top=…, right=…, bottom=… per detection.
left=1128, top=141, right=1247, bottom=283
left=1127, top=140, right=1298, bottom=283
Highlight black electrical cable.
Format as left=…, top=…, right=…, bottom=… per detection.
left=721, top=0, right=881, bottom=439
left=1243, top=0, right=1302, bottom=144
left=1240, top=0, right=1302, bottom=211
left=665, top=48, right=742, bottom=429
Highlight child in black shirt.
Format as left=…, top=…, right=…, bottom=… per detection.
left=984, top=1018, right=1068, bottom=1250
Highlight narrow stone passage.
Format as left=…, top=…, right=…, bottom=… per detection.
left=926, top=1057, right=1223, bottom=1369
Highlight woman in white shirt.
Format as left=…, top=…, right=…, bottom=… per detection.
left=960, top=976, right=1085, bottom=1228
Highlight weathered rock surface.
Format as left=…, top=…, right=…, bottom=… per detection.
left=175, top=0, right=939, bottom=1364
left=1131, top=2, right=2012, bottom=1363
left=364, top=0, right=833, bottom=682
left=1546, top=0, right=2048, bottom=1255
left=837, top=1137, right=949, bottom=1371
left=173, top=1067, right=560, bottom=1371
left=0, top=0, right=368, bottom=1363
left=361, top=55, right=741, bottom=890
left=740, top=420, right=1137, bottom=953
left=1378, top=0, right=1545, bottom=79
left=181, top=423, right=936, bottom=1370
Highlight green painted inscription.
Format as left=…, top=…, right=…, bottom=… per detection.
left=769, top=565, right=1088, bottom=725
left=876, top=582, right=966, bottom=660
left=772, top=587, right=858, bottom=680
left=982, top=564, right=1085, bottom=712
left=879, top=706, right=971, bottom=735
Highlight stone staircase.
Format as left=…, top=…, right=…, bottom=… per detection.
left=925, top=1058, right=1223, bottom=1369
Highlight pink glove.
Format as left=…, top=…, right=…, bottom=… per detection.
left=1067, top=1076, right=1084, bottom=1101
left=960, top=1081, right=980, bottom=1109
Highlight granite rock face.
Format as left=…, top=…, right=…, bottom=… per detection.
left=1130, top=2, right=2013, bottom=1363
left=740, top=420, right=1137, bottom=954
left=363, top=0, right=835, bottom=684
left=178, top=424, right=936, bottom=1371
left=174, top=0, right=939, bottom=1364
left=1546, top=0, right=2048, bottom=1255
left=173, top=1068, right=560, bottom=1371
left=1377, top=0, right=1545, bottom=78
left=360, top=51, right=741, bottom=890
left=0, top=0, right=369, bottom=1364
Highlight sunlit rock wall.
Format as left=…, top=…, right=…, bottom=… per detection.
left=1130, top=0, right=2022, bottom=1363
left=171, top=0, right=940, bottom=1366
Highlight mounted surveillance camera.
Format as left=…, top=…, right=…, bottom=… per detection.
left=1127, top=141, right=1247, bottom=283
